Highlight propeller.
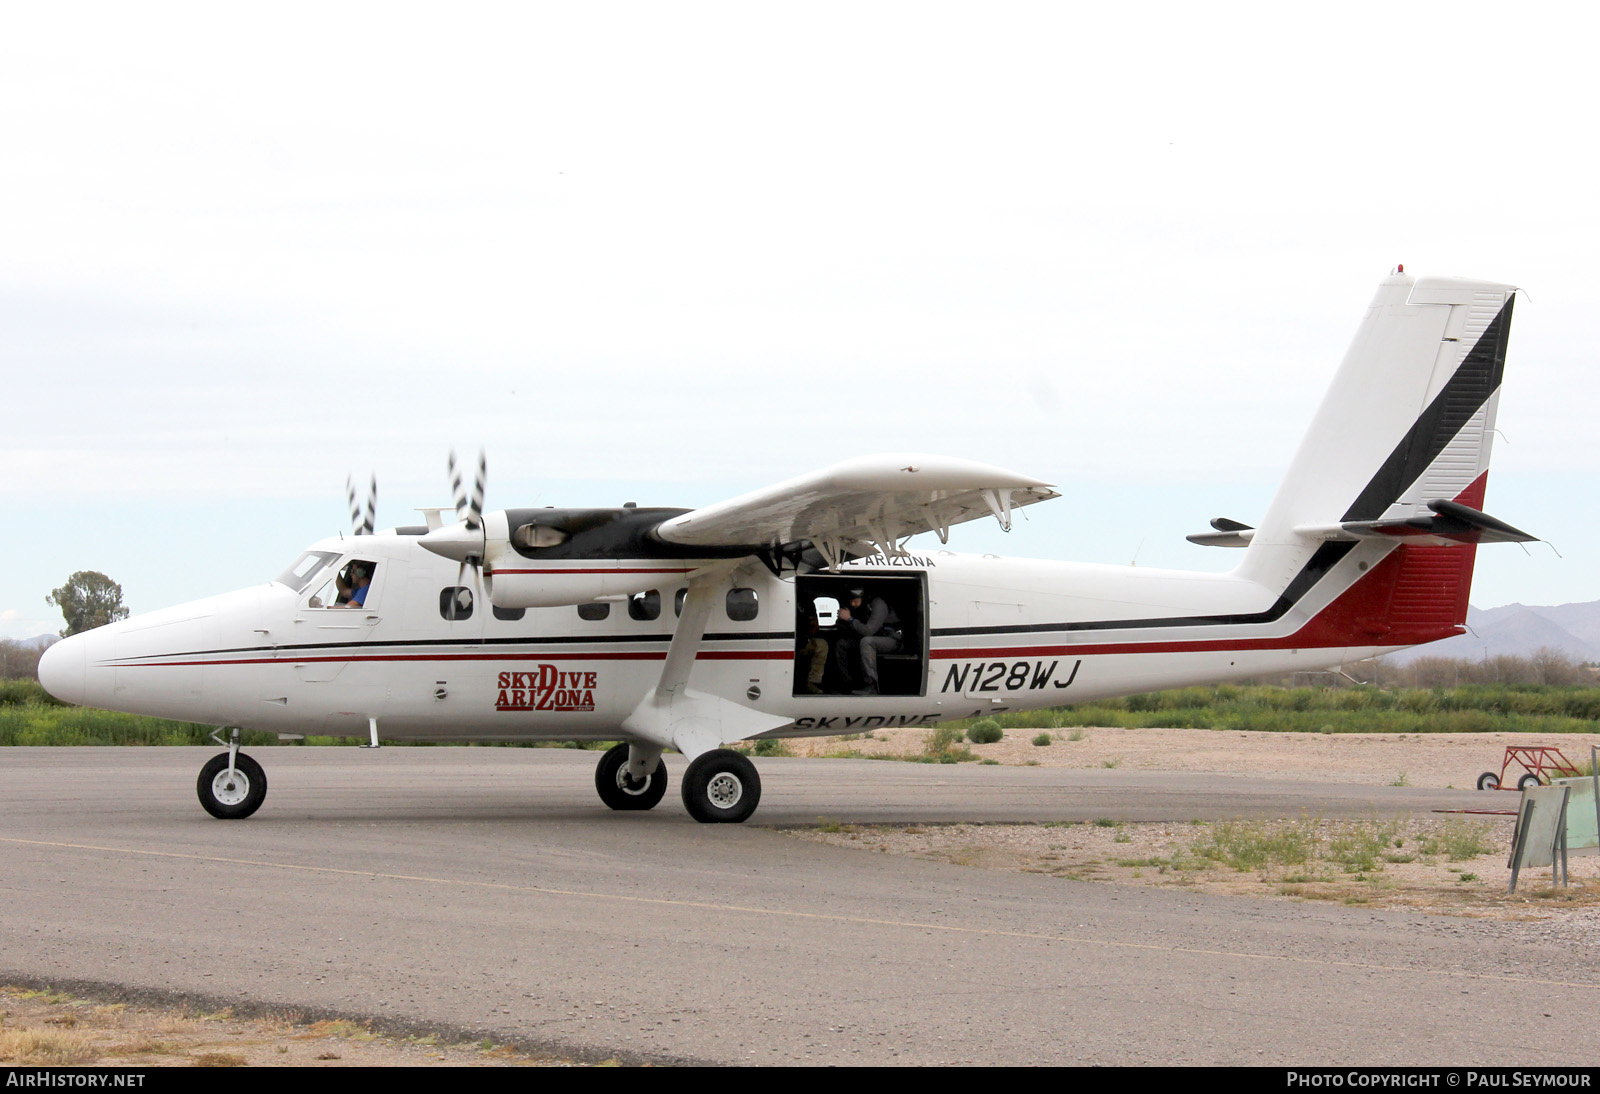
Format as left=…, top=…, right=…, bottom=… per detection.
left=345, top=472, right=377, bottom=535
left=440, top=449, right=489, bottom=619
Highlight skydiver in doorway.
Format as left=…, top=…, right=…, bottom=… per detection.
left=836, top=586, right=902, bottom=695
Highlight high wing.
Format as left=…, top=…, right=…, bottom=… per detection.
left=653, top=452, right=1058, bottom=564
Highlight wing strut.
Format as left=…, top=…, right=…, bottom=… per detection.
left=619, top=561, right=791, bottom=762
left=982, top=488, right=1014, bottom=532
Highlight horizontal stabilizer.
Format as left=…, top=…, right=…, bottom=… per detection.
left=1294, top=499, right=1536, bottom=546
left=1186, top=516, right=1255, bottom=548
left=1186, top=529, right=1254, bottom=548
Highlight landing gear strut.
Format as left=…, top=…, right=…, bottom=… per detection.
left=594, top=743, right=669, bottom=811
left=681, top=749, right=761, bottom=824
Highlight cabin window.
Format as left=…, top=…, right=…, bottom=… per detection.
left=674, top=588, right=688, bottom=617
left=577, top=602, right=610, bottom=621
left=440, top=587, right=473, bottom=621
left=726, top=588, right=759, bottom=621
left=628, top=589, right=661, bottom=621
left=492, top=604, right=525, bottom=621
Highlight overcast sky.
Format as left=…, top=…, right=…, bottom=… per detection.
left=3, top=3, right=1595, bottom=639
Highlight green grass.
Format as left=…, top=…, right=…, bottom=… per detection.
left=942, top=683, right=1600, bottom=737
left=0, top=679, right=62, bottom=708
left=1325, top=819, right=1404, bottom=873
left=924, top=724, right=975, bottom=763
left=1417, top=818, right=1495, bottom=861
left=1121, top=816, right=1494, bottom=879
left=0, top=702, right=280, bottom=747
left=1191, top=818, right=1317, bottom=870
left=10, top=675, right=1600, bottom=747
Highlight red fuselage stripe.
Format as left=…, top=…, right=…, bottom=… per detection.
left=492, top=568, right=695, bottom=576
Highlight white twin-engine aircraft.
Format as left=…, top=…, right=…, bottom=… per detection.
left=39, top=269, right=1534, bottom=824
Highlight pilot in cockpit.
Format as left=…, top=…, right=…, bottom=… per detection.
left=335, top=563, right=374, bottom=608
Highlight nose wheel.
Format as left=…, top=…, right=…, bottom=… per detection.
left=681, top=749, right=761, bottom=824
left=197, top=752, right=267, bottom=819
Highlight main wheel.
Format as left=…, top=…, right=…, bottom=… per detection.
left=1476, top=771, right=1500, bottom=791
left=681, top=749, right=761, bottom=824
left=197, top=752, right=267, bottom=819
left=594, top=743, right=668, bottom=811
left=1517, top=772, right=1542, bottom=791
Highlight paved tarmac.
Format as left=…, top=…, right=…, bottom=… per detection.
left=0, top=746, right=1593, bottom=1066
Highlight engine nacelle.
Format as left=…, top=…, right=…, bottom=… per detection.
left=485, top=559, right=695, bottom=609
left=424, top=506, right=733, bottom=609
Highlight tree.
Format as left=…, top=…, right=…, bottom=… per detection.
left=46, top=571, right=129, bottom=637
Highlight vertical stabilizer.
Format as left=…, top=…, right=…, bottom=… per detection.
left=1240, top=270, right=1516, bottom=625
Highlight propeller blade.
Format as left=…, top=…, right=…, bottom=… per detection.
left=363, top=473, right=377, bottom=536
left=448, top=450, right=467, bottom=526
left=467, top=450, right=486, bottom=530
left=448, top=448, right=488, bottom=530
left=346, top=474, right=361, bottom=536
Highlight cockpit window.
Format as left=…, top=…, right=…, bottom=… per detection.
left=305, top=559, right=379, bottom=609
left=275, top=551, right=340, bottom=594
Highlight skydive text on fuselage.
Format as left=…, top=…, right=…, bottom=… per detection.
left=496, top=667, right=597, bottom=712
left=792, top=714, right=940, bottom=731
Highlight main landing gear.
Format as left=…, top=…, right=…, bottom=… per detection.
left=594, top=743, right=669, bottom=811
left=591, top=745, right=762, bottom=823
left=680, top=749, right=761, bottom=824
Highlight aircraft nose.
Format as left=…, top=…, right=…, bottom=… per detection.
left=36, top=634, right=86, bottom=705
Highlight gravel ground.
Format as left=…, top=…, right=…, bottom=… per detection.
left=780, top=726, right=1600, bottom=923
left=0, top=986, right=585, bottom=1068
left=781, top=724, right=1600, bottom=790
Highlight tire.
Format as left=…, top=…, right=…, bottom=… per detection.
left=1476, top=771, right=1500, bottom=791
left=681, top=749, right=761, bottom=824
left=1517, top=772, right=1542, bottom=791
left=197, top=752, right=267, bottom=819
left=594, top=743, right=668, bottom=811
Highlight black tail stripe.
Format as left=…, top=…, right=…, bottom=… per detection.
left=929, top=542, right=1355, bottom=638
left=1342, top=297, right=1513, bottom=522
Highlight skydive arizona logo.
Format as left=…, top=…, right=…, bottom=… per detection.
left=496, top=668, right=597, bottom=712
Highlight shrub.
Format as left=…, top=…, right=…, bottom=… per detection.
left=1031, top=732, right=1053, bottom=746
left=924, top=724, right=974, bottom=762
left=966, top=719, right=1003, bottom=745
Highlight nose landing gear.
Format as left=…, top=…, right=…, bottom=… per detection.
left=197, top=753, right=267, bottom=818
left=197, top=728, right=267, bottom=819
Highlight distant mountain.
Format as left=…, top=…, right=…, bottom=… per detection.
left=1383, top=600, right=1600, bottom=664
